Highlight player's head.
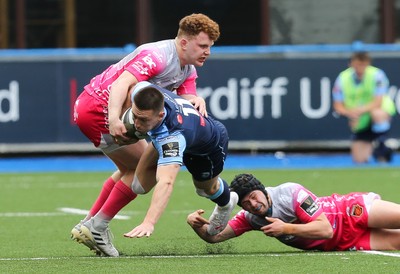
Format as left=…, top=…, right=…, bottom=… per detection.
left=177, top=13, right=220, bottom=42
left=131, top=84, right=165, bottom=133
left=349, top=51, right=371, bottom=78
left=230, top=174, right=267, bottom=207
left=176, top=14, right=220, bottom=67
left=133, top=85, right=164, bottom=112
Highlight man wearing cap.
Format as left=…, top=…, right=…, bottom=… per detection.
left=187, top=173, right=400, bottom=251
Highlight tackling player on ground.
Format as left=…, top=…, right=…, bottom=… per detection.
left=188, top=173, right=400, bottom=251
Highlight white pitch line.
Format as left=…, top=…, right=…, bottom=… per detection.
left=0, top=208, right=130, bottom=220
left=0, top=208, right=197, bottom=219
left=58, top=207, right=130, bottom=220
left=2, top=251, right=399, bottom=261
left=2, top=251, right=394, bottom=261
left=0, top=252, right=355, bottom=261
left=0, top=212, right=67, bottom=217
left=362, top=250, right=400, bottom=258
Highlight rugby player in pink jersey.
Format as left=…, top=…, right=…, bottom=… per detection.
left=71, top=13, right=220, bottom=257
left=187, top=173, right=400, bottom=251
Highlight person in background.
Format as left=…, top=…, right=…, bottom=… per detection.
left=71, top=13, right=220, bottom=257
left=332, top=52, right=396, bottom=163
left=187, top=173, right=400, bottom=251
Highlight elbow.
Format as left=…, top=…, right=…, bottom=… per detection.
left=322, top=225, right=334, bottom=239
left=204, top=235, right=224, bottom=244
left=164, top=180, right=174, bottom=188
left=202, top=229, right=224, bottom=244
left=160, top=179, right=175, bottom=193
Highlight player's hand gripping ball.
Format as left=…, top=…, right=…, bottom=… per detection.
left=120, top=108, right=148, bottom=143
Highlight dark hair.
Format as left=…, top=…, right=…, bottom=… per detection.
left=133, top=86, right=164, bottom=112
left=351, top=52, right=371, bottom=63
left=230, top=174, right=267, bottom=206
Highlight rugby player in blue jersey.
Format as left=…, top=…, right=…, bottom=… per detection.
left=80, top=82, right=238, bottom=255
left=123, top=82, right=238, bottom=237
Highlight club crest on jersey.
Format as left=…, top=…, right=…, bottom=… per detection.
left=177, top=114, right=183, bottom=124
left=162, top=142, right=179, bottom=157
left=300, top=195, right=319, bottom=216
left=350, top=204, right=363, bottom=217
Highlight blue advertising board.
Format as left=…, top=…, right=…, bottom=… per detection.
left=0, top=46, right=399, bottom=152
left=196, top=57, right=400, bottom=142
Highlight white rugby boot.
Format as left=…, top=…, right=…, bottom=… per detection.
left=79, top=219, right=119, bottom=257
left=207, top=191, right=239, bottom=236
left=70, top=221, right=83, bottom=241
left=71, top=220, right=102, bottom=256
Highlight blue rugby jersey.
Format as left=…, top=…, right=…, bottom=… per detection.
left=148, top=88, right=223, bottom=166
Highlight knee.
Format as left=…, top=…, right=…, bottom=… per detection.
left=131, top=175, right=147, bottom=194
left=194, top=178, right=219, bottom=197
left=371, top=109, right=390, bottom=123
left=195, top=187, right=210, bottom=198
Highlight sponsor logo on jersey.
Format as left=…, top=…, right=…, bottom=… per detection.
left=132, top=61, right=150, bottom=76
left=350, top=204, right=363, bottom=217
left=162, top=142, right=179, bottom=157
left=142, top=54, right=156, bottom=69
left=200, top=171, right=211, bottom=180
left=300, top=195, right=319, bottom=216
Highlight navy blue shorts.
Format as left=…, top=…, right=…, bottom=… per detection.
left=351, top=126, right=388, bottom=142
left=351, top=126, right=377, bottom=142
left=183, top=120, right=228, bottom=181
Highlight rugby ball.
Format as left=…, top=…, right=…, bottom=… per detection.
left=121, top=108, right=148, bottom=140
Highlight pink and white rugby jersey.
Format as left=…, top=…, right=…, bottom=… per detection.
left=229, top=183, right=379, bottom=251
left=84, top=39, right=197, bottom=104
left=228, top=183, right=331, bottom=250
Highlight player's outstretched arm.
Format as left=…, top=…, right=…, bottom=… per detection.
left=187, top=209, right=236, bottom=243
left=124, top=164, right=180, bottom=238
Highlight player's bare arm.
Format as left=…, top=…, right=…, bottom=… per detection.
left=124, top=163, right=180, bottom=238
left=108, top=71, right=138, bottom=140
left=187, top=209, right=236, bottom=243
left=263, top=213, right=333, bottom=239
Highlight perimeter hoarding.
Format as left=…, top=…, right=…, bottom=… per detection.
left=196, top=57, right=400, bottom=143
left=0, top=49, right=399, bottom=152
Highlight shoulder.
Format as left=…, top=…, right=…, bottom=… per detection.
left=338, top=67, right=353, bottom=78
left=134, top=40, right=174, bottom=62
left=367, top=65, right=385, bottom=75
left=269, top=182, right=315, bottom=203
left=374, top=67, right=388, bottom=79
left=270, top=182, right=304, bottom=193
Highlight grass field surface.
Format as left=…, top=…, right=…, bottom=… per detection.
left=1, top=168, right=400, bottom=273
